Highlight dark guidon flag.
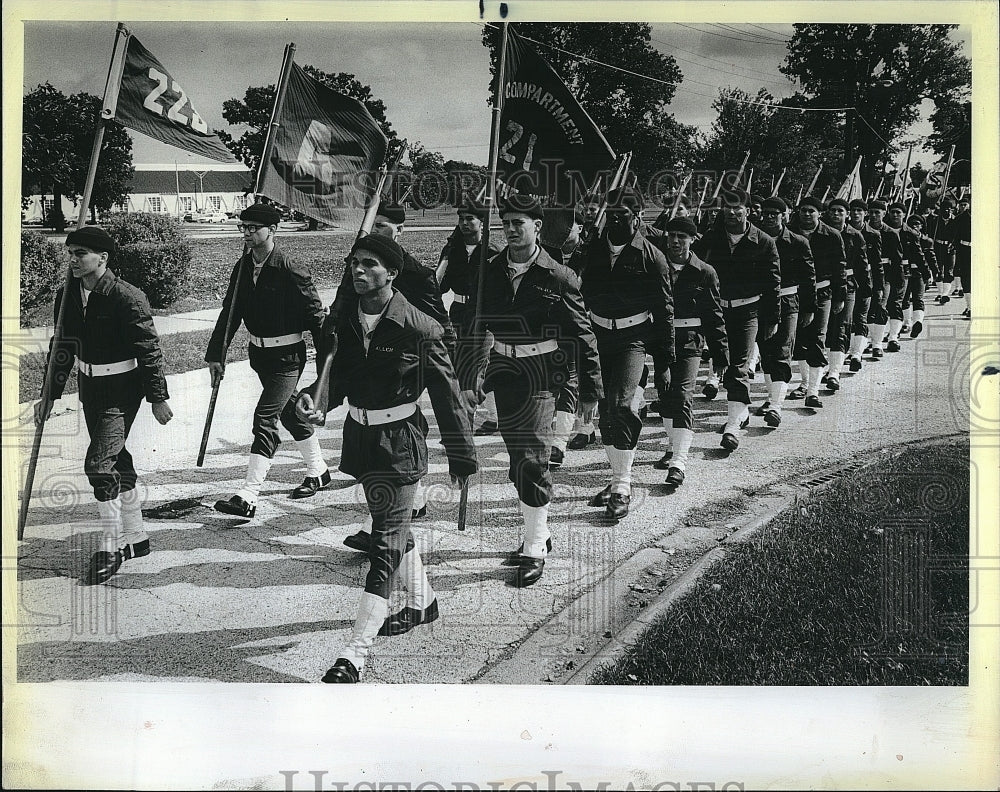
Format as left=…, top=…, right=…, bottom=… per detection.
left=496, top=29, right=616, bottom=205
left=114, top=34, right=236, bottom=163
left=256, top=62, right=388, bottom=227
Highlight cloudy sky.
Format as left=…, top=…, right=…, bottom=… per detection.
left=20, top=18, right=970, bottom=169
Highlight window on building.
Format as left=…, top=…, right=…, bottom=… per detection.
left=180, top=196, right=193, bottom=212
left=148, top=196, right=163, bottom=213
left=207, top=195, right=222, bottom=212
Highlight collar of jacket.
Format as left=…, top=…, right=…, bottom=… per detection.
left=355, top=288, right=410, bottom=330
left=492, top=245, right=559, bottom=272
left=83, top=268, right=119, bottom=296
left=243, top=244, right=282, bottom=270
left=602, top=227, right=648, bottom=258
left=789, top=218, right=836, bottom=238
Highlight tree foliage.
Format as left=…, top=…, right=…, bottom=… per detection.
left=219, top=66, right=397, bottom=175
left=780, top=24, right=970, bottom=187
left=927, top=98, right=971, bottom=184
left=22, top=83, right=134, bottom=230
left=482, top=23, right=699, bottom=193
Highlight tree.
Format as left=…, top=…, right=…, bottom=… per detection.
left=22, top=83, right=134, bottom=231
left=927, top=98, right=971, bottom=184
left=482, top=23, right=699, bottom=195
left=780, top=24, right=971, bottom=188
left=219, top=66, right=397, bottom=176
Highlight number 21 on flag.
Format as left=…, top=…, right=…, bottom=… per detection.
left=499, top=121, right=537, bottom=171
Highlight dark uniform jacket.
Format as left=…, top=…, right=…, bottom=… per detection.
left=668, top=253, right=728, bottom=367
left=691, top=222, right=782, bottom=329
left=580, top=230, right=676, bottom=361
left=914, top=230, right=938, bottom=281
left=46, top=269, right=169, bottom=405
left=206, top=246, right=325, bottom=364
left=769, top=226, right=817, bottom=315
left=329, top=291, right=477, bottom=484
left=946, top=210, right=971, bottom=258
left=893, top=224, right=929, bottom=281
left=439, top=232, right=505, bottom=299
left=787, top=219, right=848, bottom=307
left=853, top=222, right=885, bottom=295
left=872, top=220, right=904, bottom=283
left=839, top=222, right=871, bottom=296
left=462, top=246, right=603, bottom=404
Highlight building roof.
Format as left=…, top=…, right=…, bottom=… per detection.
left=130, top=168, right=253, bottom=195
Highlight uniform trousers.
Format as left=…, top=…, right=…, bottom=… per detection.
left=851, top=294, right=872, bottom=338
left=360, top=477, right=418, bottom=599
left=660, top=354, right=702, bottom=430
left=826, top=291, right=856, bottom=354
left=936, top=244, right=955, bottom=283
left=722, top=305, right=758, bottom=405
left=248, top=343, right=314, bottom=458
left=646, top=337, right=673, bottom=409
left=79, top=372, right=142, bottom=502
left=595, top=335, right=647, bottom=449
left=884, top=267, right=907, bottom=322
left=492, top=377, right=555, bottom=508
left=954, top=250, right=971, bottom=292
left=758, top=297, right=798, bottom=384
left=901, top=273, right=926, bottom=312
left=793, top=292, right=832, bottom=368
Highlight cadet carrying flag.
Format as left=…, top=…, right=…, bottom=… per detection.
left=256, top=61, right=388, bottom=227
left=112, top=33, right=235, bottom=162
left=496, top=29, right=615, bottom=204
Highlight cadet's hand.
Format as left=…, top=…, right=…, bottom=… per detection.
left=33, top=398, right=53, bottom=427
left=460, top=389, right=481, bottom=412
left=151, top=400, right=173, bottom=425
left=208, top=361, right=225, bottom=387
left=295, top=387, right=326, bottom=426
left=580, top=400, right=598, bottom=424
left=799, top=312, right=814, bottom=328
left=832, top=301, right=844, bottom=316
left=761, top=322, right=779, bottom=340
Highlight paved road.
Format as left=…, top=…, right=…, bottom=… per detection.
left=13, top=296, right=975, bottom=684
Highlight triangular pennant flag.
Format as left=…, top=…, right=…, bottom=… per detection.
left=497, top=29, right=615, bottom=204
left=114, top=34, right=235, bottom=162
left=256, top=62, right=388, bottom=227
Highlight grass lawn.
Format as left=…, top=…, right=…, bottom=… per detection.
left=591, top=439, right=970, bottom=685
left=19, top=229, right=454, bottom=403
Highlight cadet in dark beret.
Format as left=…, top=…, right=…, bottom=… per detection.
left=208, top=200, right=328, bottom=518
left=798, top=195, right=824, bottom=211
left=352, top=232, right=404, bottom=272
left=498, top=193, right=545, bottom=220
left=34, top=225, right=173, bottom=584
left=849, top=198, right=868, bottom=212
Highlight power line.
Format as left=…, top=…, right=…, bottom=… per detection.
left=649, top=39, right=795, bottom=91
left=711, top=23, right=789, bottom=45
left=676, top=23, right=786, bottom=47
left=650, top=34, right=796, bottom=81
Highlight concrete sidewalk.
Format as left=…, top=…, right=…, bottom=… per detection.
left=12, top=298, right=972, bottom=684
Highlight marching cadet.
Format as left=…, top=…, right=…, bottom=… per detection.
left=579, top=185, right=673, bottom=519
left=296, top=234, right=476, bottom=684
left=903, top=213, right=937, bottom=338
left=932, top=198, right=957, bottom=305
left=207, top=203, right=327, bottom=518
left=692, top=188, right=781, bottom=450
left=947, top=195, right=972, bottom=318
left=332, top=202, right=457, bottom=552
left=864, top=200, right=903, bottom=359
left=436, top=201, right=503, bottom=436
left=461, top=194, right=602, bottom=584
left=754, top=197, right=815, bottom=427
left=883, top=202, right=927, bottom=348
left=786, top=196, right=847, bottom=408
left=654, top=216, right=728, bottom=485
left=823, top=198, right=869, bottom=390
left=845, top=198, right=884, bottom=371
left=35, top=226, right=173, bottom=584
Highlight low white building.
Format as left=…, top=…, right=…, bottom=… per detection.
left=22, top=162, right=253, bottom=223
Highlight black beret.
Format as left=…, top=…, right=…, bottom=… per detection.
left=456, top=199, right=489, bottom=220
left=498, top=194, right=544, bottom=220
left=907, top=214, right=924, bottom=226
left=720, top=188, right=749, bottom=207
left=939, top=197, right=956, bottom=208
left=849, top=198, right=868, bottom=210
left=65, top=225, right=115, bottom=254
left=887, top=202, right=907, bottom=212
left=761, top=197, right=787, bottom=212
left=798, top=196, right=824, bottom=210
left=750, top=193, right=764, bottom=206
left=606, top=186, right=644, bottom=213
left=869, top=200, right=887, bottom=211
left=240, top=202, right=281, bottom=226
left=664, top=217, right=698, bottom=237
left=827, top=198, right=850, bottom=211
left=376, top=203, right=406, bottom=224
left=352, top=233, right=404, bottom=273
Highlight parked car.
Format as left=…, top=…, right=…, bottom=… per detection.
left=202, top=212, right=229, bottom=223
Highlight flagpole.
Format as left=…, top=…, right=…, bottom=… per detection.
left=805, top=163, right=823, bottom=197
left=896, top=144, right=913, bottom=203
left=931, top=145, right=956, bottom=242
left=694, top=178, right=709, bottom=224
left=199, top=42, right=296, bottom=466
left=771, top=168, right=786, bottom=198
left=19, top=23, right=131, bottom=541
left=668, top=172, right=692, bottom=221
